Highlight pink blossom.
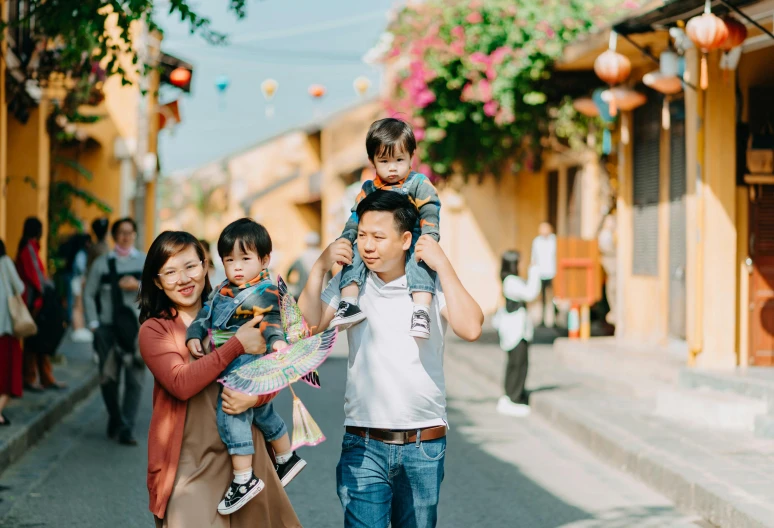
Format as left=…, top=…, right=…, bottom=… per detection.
left=451, top=26, right=465, bottom=40
left=414, top=128, right=426, bottom=141
left=414, top=89, right=436, bottom=108
left=478, top=79, right=492, bottom=102
left=469, top=0, right=483, bottom=8
left=486, top=64, right=497, bottom=80
left=450, top=41, right=465, bottom=57
left=466, top=12, right=483, bottom=24
left=623, top=0, right=639, bottom=8
left=483, top=100, right=499, bottom=117
left=470, top=52, right=490, bottom=66
left=491, top=46, right=511, bottom=65
left=537, top=21, right=556, bottom=39
left=417, top=163, right=432, bottom=176
left=461, top=82, right=474, bottom=101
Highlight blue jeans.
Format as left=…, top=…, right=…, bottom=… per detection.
left=216, top=355, right=288, bottom=455
left=336, top=431, right=446, bottom=528
left=340, top=232, right=436, bottom=295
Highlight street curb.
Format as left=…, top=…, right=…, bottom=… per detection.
left=0, top=370, right=99, bottom=477
left=529, top=392, right=771, bottom=528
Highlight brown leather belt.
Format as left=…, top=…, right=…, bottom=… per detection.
left=345, top=425, right=447, bottom=445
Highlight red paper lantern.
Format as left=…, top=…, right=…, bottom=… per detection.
left=169, top=67, right=191, bottom=88
left=722, top=16, right=747, bottom=50
left=601, top=87, right=647, bottom=112
left=308, top=84, right=326, bottom=99
left=686, top=5, right=729, bottom=89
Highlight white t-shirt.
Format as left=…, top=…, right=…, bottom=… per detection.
left=491, top=265, right=542, bottom=351
left=531, top=234, right=557, bottom=280
left=322, top=271, right=448, bottom=430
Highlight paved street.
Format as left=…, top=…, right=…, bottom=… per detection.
left=0, top=339, right=709, bottom=528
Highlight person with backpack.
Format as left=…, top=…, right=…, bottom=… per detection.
left=16, top=217, right=67, bottom=391
left=84, top=218, right=146, bottom=446
left=492, top=250, right=541, bottom=418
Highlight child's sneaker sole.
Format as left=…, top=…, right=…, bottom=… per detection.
left=329, top=312, right=367, bottom=330
left=217, top=479, right=265, bottom=515
left=280, top=458, right=307, bottom=487
left=409, top=328, right=431, bottom=339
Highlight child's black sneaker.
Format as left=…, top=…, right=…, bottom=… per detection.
left=409, top=309, right=431, bottom=339
left=276, top=452, right=307, bottom=487
left=217, top=473, right=265, bottom=515
left=329, top=301, right=366, bottom=330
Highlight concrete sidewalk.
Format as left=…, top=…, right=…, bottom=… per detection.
left=452, top=331, right=774, bottom=528
left=0, top=335, right=99, bottom=476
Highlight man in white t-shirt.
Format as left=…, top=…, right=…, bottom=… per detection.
left=299, top=190, right=483, bottom=528
left=530, top=222, right=556, bottom=326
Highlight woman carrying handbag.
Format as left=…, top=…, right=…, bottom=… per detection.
left=0, top=238, right=35, bottom=425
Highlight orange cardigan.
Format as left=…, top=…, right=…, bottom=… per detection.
left=139, top=316, right=275, bottom=519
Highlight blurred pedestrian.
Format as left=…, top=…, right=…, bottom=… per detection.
left=0, top=239, right=26, bottom=424
left=87, top=217, right=110, bottom=270
left=598, top=214, right=617, bottom=326
left=493, top=250, right=541, bottom=418
left=286, top=231, right=323, bottom=299
left=530, top=222, right=556, bottom=327
left=138, top=231, right=300, bottom=526
left=84, top=217, right=146, bottom=446
left=199, top=238, right=227, bottom=286
left=60, top=233, right=93, bottom=343
left=16, top=217, right=67, bottom=391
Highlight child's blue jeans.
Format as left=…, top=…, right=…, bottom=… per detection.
left=217, top=354, right=288, bottom=455
left=340, top=231, right=436, bottom=294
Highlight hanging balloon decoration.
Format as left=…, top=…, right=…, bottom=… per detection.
left=215, top=75, right=230, bottom=111
left=593, top=32, right=632, bottom=116
left=169, top=67, right=192, bottom=89
left=686, top=0, right=729, bottom=90
left=261, top=78, right=278, bottom=118
left=308, top=84, right=326, bottom=119
left=353, top=76, right=371, bottom=98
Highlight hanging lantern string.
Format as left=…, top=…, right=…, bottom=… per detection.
left=717, top=0, right=774, bottom=40
left=616, top=32, right=697, bottom=91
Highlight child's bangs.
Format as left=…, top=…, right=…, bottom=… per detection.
left=374, top=139, right=410, bottom=159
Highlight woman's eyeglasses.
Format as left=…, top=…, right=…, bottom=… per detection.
left=158, top=261, right=204, bottom=285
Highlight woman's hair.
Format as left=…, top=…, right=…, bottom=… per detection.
left=139, top=231, right=211, bottom=324
left=18, top=217, right=43, bottom=255
left=500, top=250, right=520, bottom=282
left=0, top=239, right=6, bottom=258
left=217, top=218, right=272, bottom=260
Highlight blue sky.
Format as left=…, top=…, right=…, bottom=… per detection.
left=155, top=0, right=395, bottom=174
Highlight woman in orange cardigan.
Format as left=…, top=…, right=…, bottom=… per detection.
left=138, top=231, right=300, bottom=527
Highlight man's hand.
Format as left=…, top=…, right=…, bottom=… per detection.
left=187, top=339, right=204, bottom=359
left=323, top=238, right=354, bottom=269
left=415, top=235, right=449, bottom=272
left=118, top=276, right=140, bottom=291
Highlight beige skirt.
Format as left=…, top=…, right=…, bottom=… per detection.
left=155, top=383, right=301, bottom=528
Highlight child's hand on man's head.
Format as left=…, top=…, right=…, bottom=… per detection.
left=187, top=338, right=205, bottom=359
left=415, top=235, right=449, bottom=272
left=272, top=340, right=288, bottom=351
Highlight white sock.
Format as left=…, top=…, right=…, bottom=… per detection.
left=275, top=451, right=293, bottom=465
left=413, top=304, right=430, bottom=314
left=342, top=296, right=358, bottom=306
left=233, top=468, right=252, bottom=484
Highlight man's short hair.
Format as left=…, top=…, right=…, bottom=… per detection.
left=218, top=218, right=272, bottom=259
left=356, top=190, right=418, bottom=235
left=111, top=217, right=137, bottom=239
left=366, top=118, right=417, bottom=161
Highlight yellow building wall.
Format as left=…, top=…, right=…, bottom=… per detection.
left=6, top=100, right=51, bottom=261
